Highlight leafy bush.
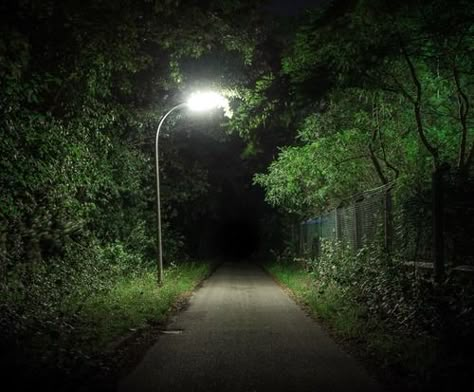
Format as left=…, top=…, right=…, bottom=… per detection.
left=268, top=242, right=474, bottom=389
left=306, top=240, right=446, bottom=335
left=0, top=242, right=117, bottom=346
left=0, top=235, right=210, bottom=376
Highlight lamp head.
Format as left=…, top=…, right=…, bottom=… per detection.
left=186, top=91, right=229, bottom=113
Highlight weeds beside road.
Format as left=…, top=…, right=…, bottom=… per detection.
left=79, top=262, right=211, bottom=351
left=264, top=243, right=474, bottom=392
left=1, top=255, right=211, bottom=391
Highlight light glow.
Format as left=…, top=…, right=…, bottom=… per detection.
left=186, top=91, right=231, bottom=117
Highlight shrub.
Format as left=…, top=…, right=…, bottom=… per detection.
left=305, top=240, right=468, bottom=336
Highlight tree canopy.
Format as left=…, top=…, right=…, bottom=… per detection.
left=0, top=0, right=270, bottom=266
left=252, top=0, right=474, bottom=216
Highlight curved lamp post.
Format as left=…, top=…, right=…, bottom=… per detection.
left=155, top=91, right=228, bottom=284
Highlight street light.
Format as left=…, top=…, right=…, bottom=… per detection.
left=155, top=91, right=229, bottom=284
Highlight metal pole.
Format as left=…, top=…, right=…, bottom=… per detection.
left=155, top=103, right=186, bottom=284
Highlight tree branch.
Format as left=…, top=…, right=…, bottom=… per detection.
left=453, top=61, right=470, bottom=169
left=369, top=107, right=388, bottom=185
left=379, top=125, right=400, bottom=179
left=380, top=147, right=400, bottom=179
left=369, top=144, right=388, bottom=184
left=398, top=34, right=439, bottom=167
left=334, top=154, right=368, bottom=168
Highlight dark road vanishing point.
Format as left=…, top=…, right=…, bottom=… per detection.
left=118, top=262, right=381, bottom=392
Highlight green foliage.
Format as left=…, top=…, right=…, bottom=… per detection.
left=229, top=73, right=278, bottom=137
left=308, top=241, right=439, bottom=334
left=255, top=87, right=428, bottom=215
left=1, top=242, right=139, bottom=346
left=254, top=0, right=474, bottom=216
left=0, top=0, right=264, bottom=380
left=266, top=242, right=474, bottom=388
left=79, top=261, right=210, bottom=350
left=0, top=246, right=210, bottom=370
left=0, top=0, right=266, bottom=271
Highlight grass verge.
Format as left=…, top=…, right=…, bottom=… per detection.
left=264, top=260, right=439, bottom=392
left=77, top=261, right=211, bottom=351
left=4, top=261, right=213, bottom=391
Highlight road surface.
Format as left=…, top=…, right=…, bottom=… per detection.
left=118, top=262, right=381, bottom=392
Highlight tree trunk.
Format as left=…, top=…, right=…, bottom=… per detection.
left=432, top=167, right=446, bottom=283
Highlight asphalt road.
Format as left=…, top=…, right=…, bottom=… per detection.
left=118, top=262, right=381, bottom=392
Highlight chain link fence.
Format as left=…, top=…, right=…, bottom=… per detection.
left=298, top=173, right=474, bottom=269
left=299, top=184, right=391, bottom=259
left=298, top=182, right=435, bottom=262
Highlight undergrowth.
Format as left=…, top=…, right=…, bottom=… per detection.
left=266, top=241, right=474, bottom=391
left=0, top=241, right=211, bottom=379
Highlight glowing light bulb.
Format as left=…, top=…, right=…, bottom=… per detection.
left=186, top=91, right=231, bottom=117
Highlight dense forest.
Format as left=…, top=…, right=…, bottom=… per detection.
left=1, top=0, right=473, bottom=391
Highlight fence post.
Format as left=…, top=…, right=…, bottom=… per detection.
left=291, top=221, right=296, bottom=255
left=352, top=199, right=360, bottom=250
left=432, top=166, right=446, bottom=283
left=384, top=187, right=393, bottom=252
left=316, top=218, right=322, bottom=259
left=299, top=223, right=304, bottom=257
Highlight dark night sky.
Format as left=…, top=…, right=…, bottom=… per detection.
left=270, top=0, right=327, bottom=15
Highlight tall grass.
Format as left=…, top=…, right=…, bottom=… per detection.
left=78, top=262, right=210, bottom=351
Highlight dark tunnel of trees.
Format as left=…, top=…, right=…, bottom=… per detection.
left=1, top=0, right=474, bottom=391
left=212, top=216, right=262, bottom=260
